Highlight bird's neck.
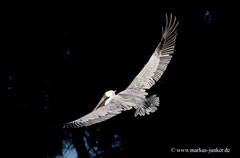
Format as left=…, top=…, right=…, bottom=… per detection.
left=105, top=94, right=114, bottom=105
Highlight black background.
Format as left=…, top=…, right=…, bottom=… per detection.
left=6, top=2, right=235, bottom=158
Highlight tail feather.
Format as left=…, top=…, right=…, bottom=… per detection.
left=134, top=95, right=160, bottom=117
left=147, top=94, right=160, bottom=107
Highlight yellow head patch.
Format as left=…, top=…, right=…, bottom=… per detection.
left=105, top=90, right=115, bottom=97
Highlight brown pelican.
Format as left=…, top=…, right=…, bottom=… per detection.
left=63, top=14, right=178, bottom=128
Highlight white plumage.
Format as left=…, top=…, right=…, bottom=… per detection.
left=63, top=14, right=179, bottom=128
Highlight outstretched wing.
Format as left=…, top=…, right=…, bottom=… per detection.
left=127, top=14, right=178, bottom=91
left=63, top=97, right=132, bottom=128
left=63, top=14, right=178, bottom=128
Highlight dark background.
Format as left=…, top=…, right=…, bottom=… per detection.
left=6, top=3, right=235, bottom=158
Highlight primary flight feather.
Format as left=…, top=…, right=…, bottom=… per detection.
left=63, top=14, right=179, bottom=128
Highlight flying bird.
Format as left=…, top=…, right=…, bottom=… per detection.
left=63, top=14, right=179, bottom=128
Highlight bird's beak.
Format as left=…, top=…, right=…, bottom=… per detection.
left=92, top=95, right=108, bottom=111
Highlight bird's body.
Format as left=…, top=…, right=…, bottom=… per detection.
left=63, top=14, right=178, bottom=128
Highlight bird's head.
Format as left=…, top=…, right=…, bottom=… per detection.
left=92, top=90, right=116, bottom=111
left=104, top=90, right=116, bottom=98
